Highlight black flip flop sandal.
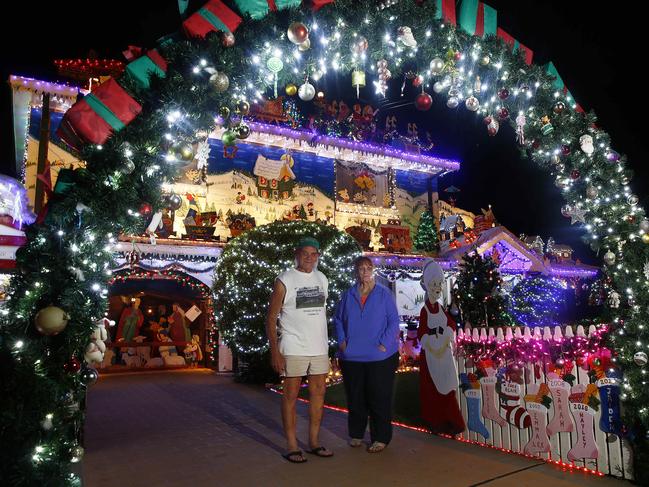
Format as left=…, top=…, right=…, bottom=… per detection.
left=306, top=446, right=334, bottom=457
left=282, top=450, right=307, bottom=463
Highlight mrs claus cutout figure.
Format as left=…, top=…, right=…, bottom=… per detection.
left=418, top=259, right=465, bottom=434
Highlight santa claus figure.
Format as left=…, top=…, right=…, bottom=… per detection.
left=417, top=259, right=465, bottom=434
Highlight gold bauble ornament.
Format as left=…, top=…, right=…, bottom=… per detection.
left=35, top=306, right=69, bottom=336
left=285, top=84, right=298, bottom=96
left=235, top=100, right=250, bottom=116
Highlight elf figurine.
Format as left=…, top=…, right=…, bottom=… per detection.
left=417, top=259, right=465, bottom=435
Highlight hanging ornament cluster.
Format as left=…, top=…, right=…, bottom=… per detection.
left=375, top=59, right=391, bottom=96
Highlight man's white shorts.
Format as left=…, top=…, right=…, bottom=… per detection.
left=283, top=354, right=330, bottom=377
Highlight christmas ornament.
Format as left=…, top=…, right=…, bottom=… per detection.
left=351, top=36, right=368, bottom=55
left=561, top=145, right=571, bottom=156
left=298, top=38, right=311, bottom=51
left=561, top=204, right=572, bottom=217
left=209, top=72, right=229, bottom=92
left=222, top=130, right=237, bottom=146
left=64, top=357, right=81, bottom=374
left=412, top=75, right=423, bottom=88
left=415, top=92, right=433, bottom=111
left=634, top=352, right=648, bottom=366
left=35, top=306, right=69, bottom=336
left=429, top=58, right=444, bottom=76
left=236, top=123, right=251, bottom=139
left=316, top=91, right=325, bottom=100
left=473, top=76, right=481, bottom=94
left=235, top=100, right=250, bottom=116
left=479, top=55, right=490, bottom=66
left=285, top=84, right=297, bottom=96
left=640, top=219, right=649, bottom=233
left=580, top=135, right=594, bottom=155
left=643, top=234, right=649, bottom=244
left=454, top=51, right=462, bottom=61
left=487, top=118, right=499, bottom=136
left=41, top=414, right=53, bottom=431
left=120, top=159, right=136, bottom=175
left=70, top=445, right=84, bottom=463
left=606, top=150, right=620, bottom=162
left=586, top=185, right=599, bottom=199
left=266, top=57, right=283, bottom=97
left=515, top=114, right=526, bottom=145
left=571, top=169, right=580, bottom=180
left=298, top=81, right=316, bottom=101
left=287, top=22, right=308, bottom=45
left=139, top=202, right=152, bottom=215
left=553, top=101, right=566, bottom=114
left=498, top=88, right=509, bottom=100
left=627, top=195, right=639, bottom=206
left=179, top=144, right=194, bottom=161
left=167, top=193, right=182, bottom=211
left=447, top=97, right=459, bottom=109
left=221, top=31, right=235, bottom=47
left=532, top=139, right=541, bottom=150
left=397, top=26, right=417, bottom=47
left=433, top=81, right=444, bottom=93
left=603, top=251, right=616, bottom=266
left=465, top=96, right=479, bottom=112
left=620, top=175, right=630, bottom=185
left=79, top=367, right=99, bottom=386
left=569, top=206, right=587, bottom=225
left=498, top=107, right=509, bottom=120
left=219, top=106, right=231, bottom=120
left=644, top=261, right=649, bottom=280
left=607, top=290, right=620, bottom=308
left=541, top=116, right=553, bottom=135
left=375, top=60, right=391, bottom=96
left=352, top=69, right=366, bottom=98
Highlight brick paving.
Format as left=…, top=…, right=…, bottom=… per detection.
left=82, top=370, right=628, bottom=487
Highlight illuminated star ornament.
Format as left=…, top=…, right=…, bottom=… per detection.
left=568, top=206, right=587, bottom=225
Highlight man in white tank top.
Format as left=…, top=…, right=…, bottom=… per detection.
left=266, top=237, right=333, bottom=463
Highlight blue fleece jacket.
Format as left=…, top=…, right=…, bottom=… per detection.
left=334, top=283, right=400, bottom=362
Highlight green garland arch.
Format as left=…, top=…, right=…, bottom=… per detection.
left=1, top=0, right=648, bottom=483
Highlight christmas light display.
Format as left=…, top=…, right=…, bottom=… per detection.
left=1, top=0, right=648, bottom=483
left=509, top=274, right=566, bottom=327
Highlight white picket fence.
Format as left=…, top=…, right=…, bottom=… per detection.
left=454, top=324, right=634, bottom=480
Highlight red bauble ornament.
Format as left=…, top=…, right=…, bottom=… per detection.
left=498, top=88, right=510, bottom=100
left=571, top=169, right=581, bottom=180
left=498, top=107, right=509, bottom=120
left=412, top=75, right=424, bottom=88
left=562, top=145, right=571, bottom=156
left=415, top=92, right=433, bottom=111
left=139, top=203, right=152, bottom=215
left=532, top=139, right=541, bottom=150
left=221, top=32, right=235, bottom=47
left=287, top=22, right=309, bottom=45
left=64, top=357, right=81, bottom=374
left=483, top=116, right=492, bottom=125
left=454, top=51, right=462, bottom=61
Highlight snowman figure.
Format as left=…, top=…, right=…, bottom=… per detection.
left=417, top=259, right=465, bottom=434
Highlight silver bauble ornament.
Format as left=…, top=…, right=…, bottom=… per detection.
left=433, top=81, right=444, bottom=93
left=603, top=250, right=616, bottom=266
left=561, top=204, right=572, bottom=217
left=480, top=55, right=490, bottom=66
left=634, top=351, right=648, bottom=366
left=167, top=193, right=182, bottom=211
left=236, top=124, right=251, bottom=139
left=298, top=82, right=316, bottom=101
left=209, top=72, right=229, bottom=92
left=627, top=195, right=639, bottom=206
left=70, top=445, right=84, bottom=463
left=446, top=97, right=459, bottom=109
left=429, top=58, right=445, bottom=75
left=79, top=367, right=99, bottom=386
left=586, top=185, right=598, bottom=199
left=120, top=159, right=136, bottom=175
left=35, top=306, right=69, bottom=336
left=465, top=96, right=479, bottom=111
left=640, top=219, right=649, bottom=233
left=298, top=38, right=311, bottom=51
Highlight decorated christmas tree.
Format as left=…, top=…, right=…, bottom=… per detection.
left=509, top=274, right=565, bottom=327
left=454, top=253, right=513, bottom=327
left=213, top=221, right=360, bottom=381
left=413, top=209, right=439, bottom=253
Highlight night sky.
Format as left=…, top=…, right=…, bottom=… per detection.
left=1, top=1, right=646, bottom=264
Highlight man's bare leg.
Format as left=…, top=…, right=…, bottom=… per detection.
left=307, top=374, right=332, bottom=455
left=282, top=377, right=302, bottom=454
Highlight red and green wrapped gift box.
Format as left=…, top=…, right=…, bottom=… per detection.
left=183, top=0, right=242, bottom=38
left=57, top=78, right=142, bottom=150
left=124, top=49, right=168, bottom=89
left=233, top=0, right=301, bottom=20
left=458, top=0, right=497, bottom=36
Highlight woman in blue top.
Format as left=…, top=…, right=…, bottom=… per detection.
left=334, top=256, right=400, bottom=453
